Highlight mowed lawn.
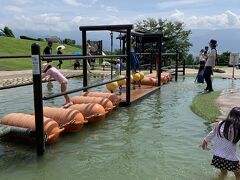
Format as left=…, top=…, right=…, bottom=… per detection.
left=0, top=36, right=81, bottom=70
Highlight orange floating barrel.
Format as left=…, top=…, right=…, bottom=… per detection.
left=42, top=107, right=86, bottom=132
left=81, top=92, right=121, bottom=107
left=140, top=77, right=157, bottom=86
left=71, top=96, right=114, bottom=114
left=1, top=113, right=63, bottom=144
left=68, top=103, right=106, bottom=123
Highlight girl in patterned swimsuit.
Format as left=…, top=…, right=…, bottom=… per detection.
left=201, top=107, right=240, bottom=179
left=42, top=63, right=73, bottom=108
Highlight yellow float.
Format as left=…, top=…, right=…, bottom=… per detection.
left=132, top=73, right=140, bottom=82
left=116, top=75, right=126, bottom=86
left=130, top=75, right=134, bottom=83
left=106, top=81, right=118, bottom=92
left=139, top=71, right=145, bottom=80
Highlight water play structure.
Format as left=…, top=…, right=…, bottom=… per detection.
left=0, top=24, right=185, bottom=155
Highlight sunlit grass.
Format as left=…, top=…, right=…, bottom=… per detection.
left=0, top=36, right=81, bottom=70
left=191, top=90, right=221, bottom=122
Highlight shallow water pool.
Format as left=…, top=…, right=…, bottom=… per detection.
left=0, top=77, right=240, bottom=180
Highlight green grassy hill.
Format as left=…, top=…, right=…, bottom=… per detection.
left=0, top=36, right=82, bottom=70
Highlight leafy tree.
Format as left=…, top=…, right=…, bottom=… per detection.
left=185, top=54, right=194, bottom=65
left=135, top=18, right=192, bottom=60
left=0, top=31, right=5, bottom=36
left=218, top=51, right=230, bottom=66
left=63, top=38, right=76, bottom=46
left=114, top=49, right=121, bottom=55
left=0, top=26, right=15, bottom=38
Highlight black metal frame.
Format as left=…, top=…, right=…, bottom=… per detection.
left=0, top=24, right=183, bottom=156
left=79, top=24, right=133, bottom=105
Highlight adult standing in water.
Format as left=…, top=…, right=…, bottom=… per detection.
left=196, top=49, right=206, bottom=83
left=203, top=39, right=217, bottom=92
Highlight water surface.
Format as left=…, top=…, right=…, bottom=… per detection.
left=0, top=77, right=240, bottom=180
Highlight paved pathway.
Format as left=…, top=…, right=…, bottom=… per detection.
left=215, top=88, right=240, bottom=121
left=0, top=69, right=112, bottom=88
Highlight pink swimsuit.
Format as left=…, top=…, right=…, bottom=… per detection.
left=42, top=67, right=68, bottom=84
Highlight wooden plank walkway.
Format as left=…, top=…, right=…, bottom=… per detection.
left=118, top=85, right=160, bottom=106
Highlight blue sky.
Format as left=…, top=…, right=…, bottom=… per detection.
left=1, top=0, right=240, bottom=32
left=1, top=0, right=240, bottom=53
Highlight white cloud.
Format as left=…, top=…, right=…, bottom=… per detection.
left=71, top=14, right=130, bottom=27
left=0, top=24, right=4, bottom=29
left=14, top=0, right=32, bottom=5
left=100, top=5, right=119, bottom=13
left=10, top=14, right=71, bottom=32
left=157, top=0, right=209, bottom=9
left=72, top=16, right=99, bottom=25
left=4, top=5, right=23, bottom=13
left=91, top=0, right=99, bottom=4
left=225, top=10, right=240, bottom=26
left=169, top=10, right=185, bottom=22
left=62, top=0, right=84, bottom=7
left=168, top=10, right=240, bottom=29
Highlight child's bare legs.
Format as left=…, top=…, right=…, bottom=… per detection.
left=218, top=169, right=227, bottom=179
left=233, top=169, right=240, bottom=180
left=61, top=83, right=72, bottom=107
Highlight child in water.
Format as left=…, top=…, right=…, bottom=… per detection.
left=41, top=63, right=72, bottom=108
left=200, top=107, right=240, bottom=179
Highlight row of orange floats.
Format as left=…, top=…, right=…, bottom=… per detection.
left=0, top=92, right=121, bottom=144
left=0, top=72, right=172, bottom=145
left=140, top=72, right=173, bottom=86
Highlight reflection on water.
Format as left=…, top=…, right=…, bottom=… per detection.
left=46, top=81, right=53, bottom=92
left=0, top=77, right=240, bottom=179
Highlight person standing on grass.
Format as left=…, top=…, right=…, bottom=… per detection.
left=200, top=107, right=240, bottom=180
left=57, top=47, right=63, bottom=69
left=203, top=39, right=217, bottom=92
left=43, top=41, right=53, bottom=63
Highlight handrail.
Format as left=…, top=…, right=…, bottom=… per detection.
left=0, top=55, right=31, bottom=59
left=43, top=77, right=127, bottom=100
left=41, top=54, right=127, bottom=61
